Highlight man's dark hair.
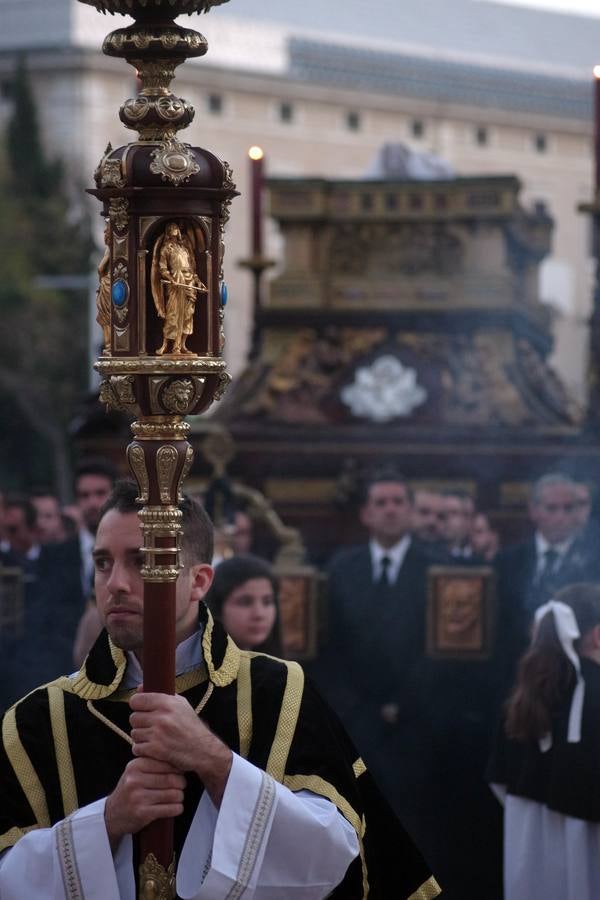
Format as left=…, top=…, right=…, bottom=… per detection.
left=206, top=554, right=278, bottom=618
left=75, top=457, right=118, bottom=487
left=4, top=494, right=37, bottom=530
left=361, top=467, right=413, bottom=504
left=99, top=480, right=214, bottom=565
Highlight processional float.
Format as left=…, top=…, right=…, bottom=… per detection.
left=77, top=0, right=236, bottom=896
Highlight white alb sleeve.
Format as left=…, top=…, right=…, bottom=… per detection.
left=0, top=798, right=134, bottom=900
left=177, top=753, right=359, bottom=900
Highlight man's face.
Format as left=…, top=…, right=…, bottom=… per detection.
left=412, top=490, right=445, bottom=542
left=76, top=474, right=113, bottom=534
left=33, top=495, right=64, bottom=544
left=360, top=481, right=412, bottom=547
left=93, top=509, right=212, bottom=654
left=471, top=514, right=494, bottom=556
left=573, top=484, right=592, bottom=531
left=440, top=496, right=471, bottom=544
left=530, top=482, right=577, bottom=544
left=5, top=506, right=37, bottom=555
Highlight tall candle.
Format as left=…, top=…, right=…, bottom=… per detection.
left=248, top=145, right=264, bottom=257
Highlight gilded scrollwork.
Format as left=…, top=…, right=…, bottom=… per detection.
left=94, top=142, right=126, bottom=190
left=177, top=445, right=194, bottom=501
left=112, top=260, right=130, bottom=324
left=156, top=445, right=179, bottom=503
left=214, top=371, right=231, bottom=401
left=99, top=375, right=140, bottom=415
left=96, top=356, right=226, bottom=375
left=149, top=140, right=200, bottom=186
left=109, top=198, right=129, bottom=234
left=127, top=444, right=150, bottom=502
left=101, top=159, right=126, bottom=189
left=220, top=160, right=236, bottom=228
left=138, top=851, right=176, bottom=900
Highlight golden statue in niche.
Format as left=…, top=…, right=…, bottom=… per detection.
left=95, top=221, right=112, bottom=353
left=151, top=221, right=207, bottom=355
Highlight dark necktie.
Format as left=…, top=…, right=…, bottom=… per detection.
left=540, top=547, right=559, bottom=578
left=378, top=555, right=391, bottom=587
left=535, top=547, right=560, bottom=603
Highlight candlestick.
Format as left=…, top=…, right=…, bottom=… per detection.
left=249, top=145, right=264, bottom=257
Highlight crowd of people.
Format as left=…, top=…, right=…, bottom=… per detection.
left=0, top=460, right=598, bottom=898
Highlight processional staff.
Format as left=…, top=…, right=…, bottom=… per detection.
left=77, top=1, right=237, bottom=897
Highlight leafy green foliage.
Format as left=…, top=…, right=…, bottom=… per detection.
left=0, top=58, right=94, bottom=497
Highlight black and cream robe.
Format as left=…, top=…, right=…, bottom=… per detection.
left=0, top=605, right=439, bottom=899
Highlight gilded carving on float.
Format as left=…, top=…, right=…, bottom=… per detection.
left=151, top=221, right=207, bottom=355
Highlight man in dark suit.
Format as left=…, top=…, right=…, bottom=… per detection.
left=36, top=458, right=117, bottom=680
left=496, top=472, right=600, bottom=677
left=312, top=470, right=429, bottom=833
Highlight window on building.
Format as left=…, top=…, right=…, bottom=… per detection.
left=534, top=133, right=547, bottom=153
left=279, top=101, right=294, bottom=123
left=411, top=119, right=425, bottom=139
left=346, top=111, right=361, bottom=132
left=207, top=93, right=223, bottom=114
left=475, top=126, right=488, bottom=146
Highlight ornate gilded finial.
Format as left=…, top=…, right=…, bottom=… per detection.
left=79, top=1, right=236, bottom=896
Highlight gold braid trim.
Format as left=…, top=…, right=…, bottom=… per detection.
left=265, top=661, right=304, bottom=783
left=194, top=681, right=214, bottom=715
left=0, top=824, right=41, bottom=852
left=352, top=757, right=367, bottom=778
left=87, top=701, right=133, bottom=746
left=48, top=686, right=79, bottom=816
left=283, top=773, right=368, bottom=899
left=236, top=653, right=253, bottom=759
left=203, top=610, right=241, bottom=687
left=86, top=681, right=214, bottom=746
left=70, top=638, right=127, bottom=700
left=408, top=875, right=442, bottom=900
left=2, top=705, right=50, bottom=828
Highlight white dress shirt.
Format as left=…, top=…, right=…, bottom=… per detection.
left=369, top=534, right=412, bottom=585
left=534, top=532, right=574, bottom=578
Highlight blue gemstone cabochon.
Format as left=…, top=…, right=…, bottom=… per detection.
left=220, top=282, right=228, bottom=306
left=111, top=279, right=129, bottom=307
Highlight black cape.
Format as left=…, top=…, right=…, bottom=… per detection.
left=488, top=657, right=600, bottom=823
left=0, top=604, right=439, bottom=899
